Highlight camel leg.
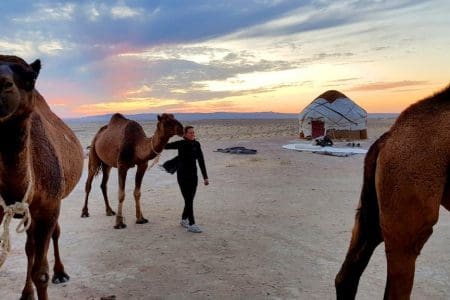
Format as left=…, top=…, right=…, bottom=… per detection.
left=81, top=170, right=94, bottom=218
left=20, top=228, right=35, bottom=300
left=114, top=165, right=128, bottom=229
left=51, top=222, right=69, bottom=284
left=383, top=226, right=434, bottom=299
left=30, top=217, right=57, bottom=300
left=81, top=151, right=102, bottom=218
left=335, top=207, right=382, bottom=299
left=134, top=163, right=148, bottom=224
left=100, top=165, right=116, bottom=216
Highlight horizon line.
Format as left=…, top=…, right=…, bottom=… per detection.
left=63, top=111, right=400, bottom=121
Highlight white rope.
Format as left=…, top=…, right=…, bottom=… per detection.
left=150, top=137, right=162, bottom=155
left=147, top=137, right=161, bottom=170
left=0, top=174, right=32, bottom=268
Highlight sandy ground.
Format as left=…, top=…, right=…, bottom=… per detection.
left=2, top=118, right=450, bottom=299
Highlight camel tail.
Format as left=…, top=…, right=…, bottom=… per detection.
left=335, top=132, right=391, bottom=299
left=89, top=125, right=108, bottom=177
left=358, top=132, right=390, bottom=240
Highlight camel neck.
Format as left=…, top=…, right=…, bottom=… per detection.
left=136, top=131, right=169, bottom=161
left=0, top=116, right=32, bottom=205
left=141, top=131, right=170, bottom=161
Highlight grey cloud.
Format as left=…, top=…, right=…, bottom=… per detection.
left=125, top=55, right=295, bottom=101
left=232, top=0, right=426, bottom=39
left=111, top=43, right=361, bottom=103
left=160, top=81, right=307, bottom=102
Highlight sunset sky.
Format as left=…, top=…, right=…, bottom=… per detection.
left=1, top=0, right=449, bottom=118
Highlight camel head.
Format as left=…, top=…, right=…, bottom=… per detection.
left=157, top=113, right=184, bottom=138
left=0, top=55, right=41, bottom=122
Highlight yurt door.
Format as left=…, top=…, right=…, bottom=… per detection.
left=311, top=120, right=325, bottom=138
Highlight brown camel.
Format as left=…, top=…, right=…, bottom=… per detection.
left=335, top=84, right=450, bottom=299
left=0, top=55, right=83, bottom=299
left=81, top=113, right=183, bottom=229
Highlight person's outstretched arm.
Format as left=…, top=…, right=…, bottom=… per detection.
left=196, top=142, right=209, bottom=185
left=165, top=140, right=181, bottom=149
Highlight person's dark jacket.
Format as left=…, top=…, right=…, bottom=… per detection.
left=164, top=139, right=208, bottom=180
left=161, top=156, right=179, bottom=174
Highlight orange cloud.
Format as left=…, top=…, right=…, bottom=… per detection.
left=75, top=98, right=183, bottom=115
left=349, top=80, right=429, bottom=91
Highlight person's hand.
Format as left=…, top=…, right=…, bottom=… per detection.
left=204, top=179, right=209, bottom=186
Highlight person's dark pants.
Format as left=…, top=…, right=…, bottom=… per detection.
left=177, top=175, right=198, bottom=225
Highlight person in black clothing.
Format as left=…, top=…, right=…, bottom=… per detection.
left=164, top=126, right=209, bottom=233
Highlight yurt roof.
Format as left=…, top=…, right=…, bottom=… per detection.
left=315, top=90, right=348, bottom=103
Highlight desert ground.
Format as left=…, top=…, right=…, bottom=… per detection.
left=2, top=118, right=450, bottom=299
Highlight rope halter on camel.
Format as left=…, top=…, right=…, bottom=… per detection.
left=0, top=179, right=32, bottom=268
left=148, top=137, right=161, bottom=169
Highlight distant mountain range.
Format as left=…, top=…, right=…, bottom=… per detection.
left=65, top=112, right=298, bottom=123
left=65, top=112, right=399, bottom=123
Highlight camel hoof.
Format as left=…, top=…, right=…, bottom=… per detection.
left=114, top=216, right=126, bottom=229
left=106, top=209, right=116, bottom=216
left=136, top=218, right=149, bottom=224
left=114, top=223, right=127, bottom=229
left=81, top=211, right=90, bottom=218
left=52, top=271, right=70, bottom=284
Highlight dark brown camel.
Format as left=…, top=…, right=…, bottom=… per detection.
left=81, top=113, right=183, bottom=229
left=0, top=55, right=83, bottom=299
left=335, top=84, right=450, bottom=299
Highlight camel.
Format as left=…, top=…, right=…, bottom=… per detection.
left=0, top=55, right=83, bottom=299
left=335, top=84, right=450, bottom=299
left=81, top=113, right=183, bottom=229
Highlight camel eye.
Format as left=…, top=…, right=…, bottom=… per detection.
left=4, top=81, right=13, bottom=89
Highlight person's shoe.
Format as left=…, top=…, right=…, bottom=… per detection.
left=180, top=219, right=189, bottom=228
left=187, top=224, right=202, bottom=233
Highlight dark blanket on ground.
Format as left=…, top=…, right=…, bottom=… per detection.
left=215, top=146, right=257, bottom=154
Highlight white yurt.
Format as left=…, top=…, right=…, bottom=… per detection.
left=299, top=90, right=367, bottom=140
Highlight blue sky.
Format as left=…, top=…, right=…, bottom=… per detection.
left=1, top=0, right=449, bottom=117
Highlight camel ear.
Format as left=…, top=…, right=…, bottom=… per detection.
left=10, top=61, right=39, bottom=91
left=30, top=59, right=41, bottom=77
left=157, top=114, right=161, bottom=121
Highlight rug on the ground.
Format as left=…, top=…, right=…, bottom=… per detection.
left=215, top=146, right=257, bottom=154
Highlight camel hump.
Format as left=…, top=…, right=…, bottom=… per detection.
left=108, top=113, right=136, bottom=128
left=396, top=84, right=450, bottom=123
left=110, top=113, right=127, bottom=122
left=111, top=113, right=125, bottom=119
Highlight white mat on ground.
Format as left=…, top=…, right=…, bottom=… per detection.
left=283, top=143, right=368, bottom=155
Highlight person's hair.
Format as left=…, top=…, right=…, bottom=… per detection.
left=184, top=126, right=194, bottom=134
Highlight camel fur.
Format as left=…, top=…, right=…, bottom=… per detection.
left=0, top=55, right=83, bottom=300
left=335, top=84, right=450, bottom=299
left=81, top=113, right=183, bottom=229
